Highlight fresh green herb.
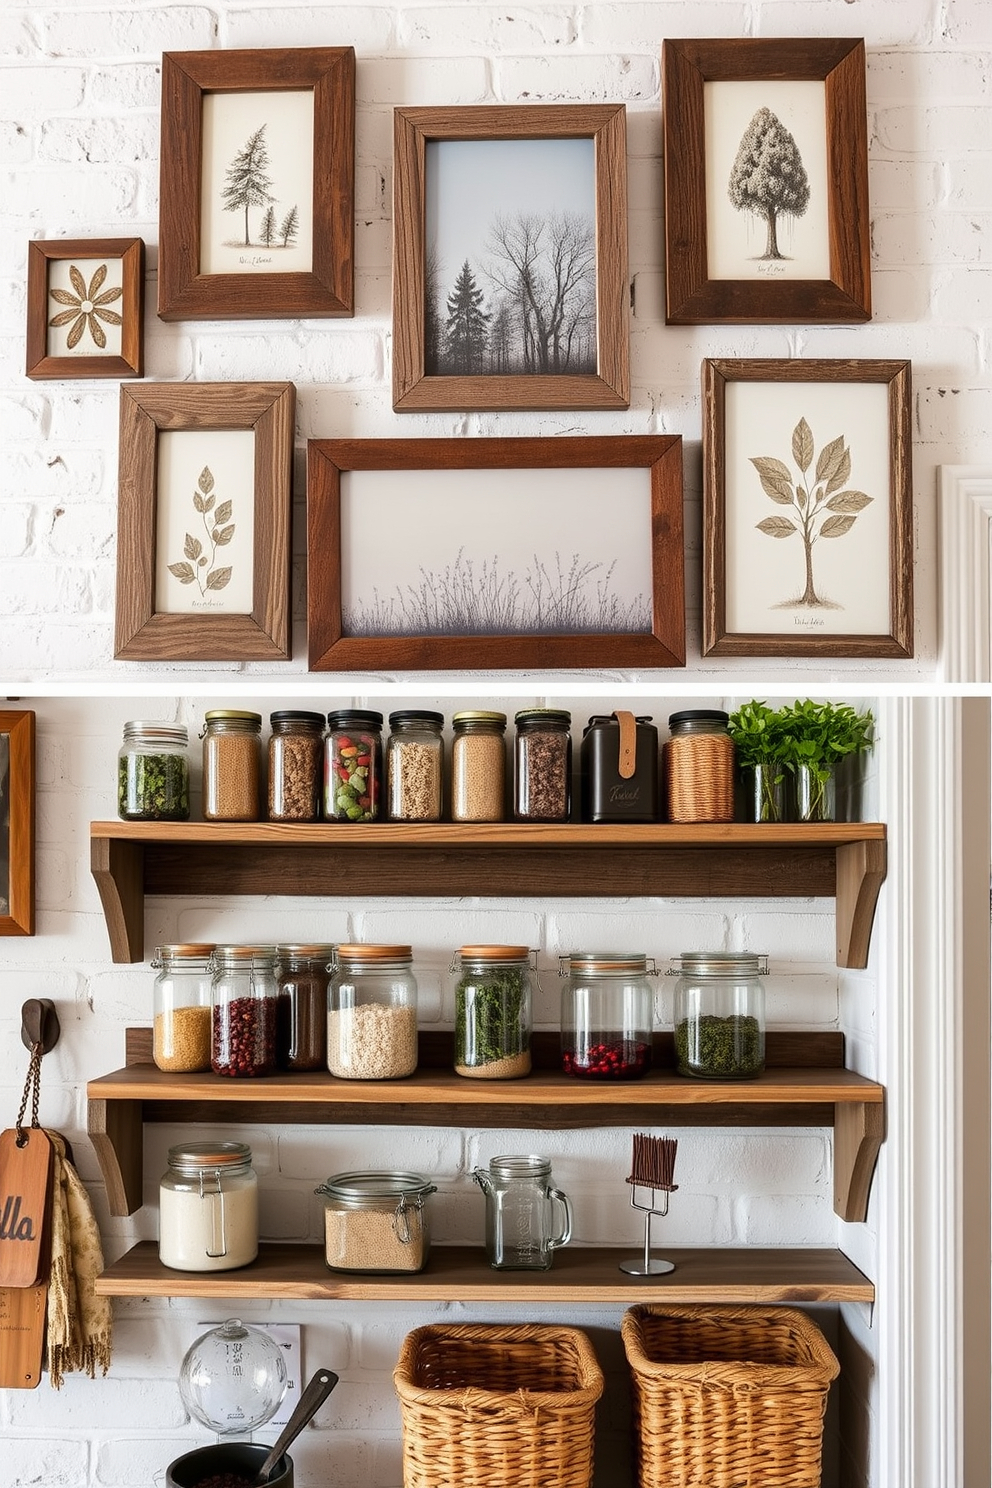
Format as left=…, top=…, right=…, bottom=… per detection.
left=675, top=1014, right=763, bottom=1078
left=727, top=701, right=788, bottom=822
left=455, top=968, right=527, bottom=1067
left=777, top=699, right=875, bottom=821
left=118, top=753, right=190, bottom=821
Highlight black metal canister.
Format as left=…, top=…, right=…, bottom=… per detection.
left=579, top=711, right=659, bottom=822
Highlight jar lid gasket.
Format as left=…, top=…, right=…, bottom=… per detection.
left=315, top=1170, right=436, bottom=1204
left=458, top=944, right=529, bottom=960
left=562, top=951, right=649, bottom=973
left=168, top=1140, right=253, bottom=1169
left=672, top=951, right=768, bottom=976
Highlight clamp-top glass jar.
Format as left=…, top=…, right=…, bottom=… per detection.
left=202, top=710, right=262, bottom=822
left=663, top=710, right=735, bottom=823
left=209, top=945, right=279, bottom=1077
left=451, top=945, right=535, bottom=1079
left=315, top=1170, right=436, bottom=1273
left=387, top=710, right=444, bottom=821
left=559, top=951, right=656, bottom=1079
left=514, top=709, right=571, bottom=821
left=267, top=710, right=324, bottom=822
left=327, top=944, right=418, bottom=1079
left=276, top=944, right=335, bottom=1071
left=152, top=943, right=215, bottom=1072
left=118, top=721, right=191, bottom=821
left=451, top=711, right=506, bottom=821
left=325, top=710, right=383, bottom=822
left=671, top=951, right=768, bottom=1079
left=159, top=1141, right=258, bottom=1272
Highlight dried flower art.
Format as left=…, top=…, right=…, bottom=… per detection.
left=48, top=263, right=123, bottom=350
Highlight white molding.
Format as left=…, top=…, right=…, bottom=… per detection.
left=938, top=465, right=992, bottom=682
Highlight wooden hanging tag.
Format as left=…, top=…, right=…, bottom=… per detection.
left=0, top=1281, right=47, bottom=1388
left=0, top=1128, right=53, bottom=1288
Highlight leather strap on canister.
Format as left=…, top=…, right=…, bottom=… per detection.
left=613, top=710, right=637, bottom=779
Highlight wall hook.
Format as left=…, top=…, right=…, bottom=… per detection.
left=20, top=998, right=60, bottom=1055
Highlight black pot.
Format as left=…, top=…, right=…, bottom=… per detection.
left=166, top=1442, right=293, bottom=1488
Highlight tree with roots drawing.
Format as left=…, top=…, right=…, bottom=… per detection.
left=752, top=418, right=873, bottom=609
left=728, top=107, right=810, bottom=260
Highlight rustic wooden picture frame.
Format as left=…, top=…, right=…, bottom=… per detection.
left=114, top=382, right=296, bottom=661
left=0, top=711, right=35, bottom=938
left=158, top=47, right=355, bottom=319
left=307, top=435, right=684, bottom=670
left=392, top=104, right=629, bottom=411
left=25, top=238, right=143, bottom=379
left=662, top=38, right=871, bottom=324
left=702, top=358, right=913, bottom=658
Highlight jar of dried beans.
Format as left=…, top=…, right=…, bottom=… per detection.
left=559, top=951, right=656, bottom=1079
left=450, top=711, right=506, bottom=822
left=268, top=710, right=324, bottom=822
left=327, top=944, right=418, bottom=1079
left=514, top=708, right=572, bottom=821
left=201, top=710, right=262, bottom=821
left=325, top=710, right=383, bottom=822
left=152, top=943, right=215, bottom=1073
left=662, top=710, right=735, bottom=823
left=276, top=944, right=334, bottom=1071
left=314, top=1170, right=436, bottom=1273
left=210, top=945, right=279, bottom=1077
left=387, top=710, right=444, bottom=821
left=451, top=945, right=535, bottom=1079
left=118, top=721, right=191, bottom=821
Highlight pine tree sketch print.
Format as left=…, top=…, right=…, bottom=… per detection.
left=167, top=467, right=236, bottom=598
left=728, top=108, right=811, bottom=260
left=221, top=125, right=275, bottom=247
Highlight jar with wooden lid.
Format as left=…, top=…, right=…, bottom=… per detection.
left=514, top=709, right=571, bottom=822
left=314, top=1170, right=436, bottom=1273
left=118, top=721, right=190, bottom=821
left=451, top=711, right=506, bottom=821
left=451, top=945, right=535, bottom=1079
left=663, top=710, right=735, bottom=823
left=325, top=709, right=383, bottom=822
left=159, top=1141, right=258, bottom=1272
left=201, top=710, right=262, bottom=822
left=209, top=945, right=279, bottom=1077
left=267, top=711, right=324, bottom=822
left=276, top=944, right=334, bottom=1072
left=670, top=951, right=767, bottom=1079
left=387, top=710, right=444, bottom=821
left=559, top=951, right=655, bottom=1079
left=152, top=943, right=215, bottom=1072
left=327, top=944, right=418, bottom=1079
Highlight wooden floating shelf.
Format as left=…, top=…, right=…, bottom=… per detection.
left=89, top=819, right=887, bottom=969
left=95, top=1242, right=875, bottom=1304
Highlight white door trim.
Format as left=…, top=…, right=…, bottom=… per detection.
left=938, top=465, right=992, bottom=682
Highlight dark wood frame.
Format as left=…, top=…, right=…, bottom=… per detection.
left=307, top=435, right=684, bottom=670
left=392, top=105, right=629, bottom=411
left=158, top=48, right=355, bottom=320
left=25, top=238, right=143, bottom=378
left=662, top=38, right=871, bottom=324
left=0, top=711, right=35, bottom=938
left=114, top=382, right=296, bottom=661
left=702, top=358, right=914, bottom=658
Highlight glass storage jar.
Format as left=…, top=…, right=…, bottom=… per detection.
left=324, top=710, right=383, bottom=822
left=327, top=944, right=418, bottom=1079
left=202, top=710, right=262, bottom=822
left=663, top=710, right=735, bottom=823
left=118, top=721, right=190, bottom=821
left=559, top=951, right=656, bottom=1079
left=451, top=945, right=535, bottom=1079
left=671, top=951, right=768, bottom=1079
left=276, top=944, right=335, bottom=1072
left=450, top=711, right=506, bottom=822
left=473, top=1154, right=572, bottom=1271
left=210, top=945, right=279, bottom=1077
left=159, top=1141, right=258, bottom=1271
left=314, top=1170, right=436, bottom=1273
left=514, top=709, right=572, bottom=822
left=152, top=943, right=215, bottom=1072
left=387, top=710, right=444, bottom=821
left=267, top=710, right=324, bottom=822
left=579, top=711, right=658, bottom=822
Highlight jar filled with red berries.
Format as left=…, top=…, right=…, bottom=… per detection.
left=559, top=951, right=655, bottom=1079
left=209, top=945, right=279, bottom=1077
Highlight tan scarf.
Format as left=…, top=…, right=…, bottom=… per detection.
left=44, top=1130, right=113, bottom=1387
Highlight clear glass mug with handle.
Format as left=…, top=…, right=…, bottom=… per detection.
left=472, top=1153, right=572, bottom=1270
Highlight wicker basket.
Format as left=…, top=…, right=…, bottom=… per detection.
left=393, top=1322, right=604, bottom=1488
left=621, top=1304, right=839, bottom=1488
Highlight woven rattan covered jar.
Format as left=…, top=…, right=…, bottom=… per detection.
left=663, top=710, right=735, bottom=823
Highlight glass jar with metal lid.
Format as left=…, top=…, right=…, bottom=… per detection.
left=152, top=943, right=215, bottom=1072
left=451, top=945, right=535, bottom=1079
left=209, top=945, right=279, bottom=1077
left=201, top=710, right=262, bottom=822
left=118, top=721, right=190, bottom=821
left=670, top=951, right=768, bottom=1079
left=276, top=944, right=335, bottom=1072
left=451, top=711, right=506, bottom=822
left=267, top=710, right=324, bottom=822
left=663, top=710, right=735, bottom=823
left=327, top=944, right=418, bottom=1079
left=324, top=709, right=383, bottom=822
left=314, top=1170, right=437, bottom=1273
left=387, top=710, right=444, bottom=821
left=559, top=951, right=656, bottom=1079
left=514, top=709, right=572, bottom=822
left=159, top=1141, right=258, bottom=1271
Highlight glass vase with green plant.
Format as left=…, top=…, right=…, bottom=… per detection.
left=727, top=700, right=789, bottom=822
left=777, top=699, right=875, bottom=822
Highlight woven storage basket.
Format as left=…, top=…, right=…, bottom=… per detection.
left=663, top=732, right=735, bottom=823
left=393, top=1322, right=604, bottom=1488
left=621, top=1304, right=839, bottom=1488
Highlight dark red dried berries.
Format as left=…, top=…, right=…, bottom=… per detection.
left=562, top=1038, right=651, bottom=1079
left=211, top=995, right=278, bottom=1076
left=191, top=1474, right=254, bottom=1488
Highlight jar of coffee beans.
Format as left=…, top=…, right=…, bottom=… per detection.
left=327, top=944, right=418, bottom=1079
left=268, top=710, right=325, bottom=822
left=325, top=710, right=383, bottom=822
left=209, top=945, right=279, bottom=1077
left=514, top=709, right=572, bottom=821
left=118, top=721, right=190, bottom=821
left=451, top=711, right=506, bottom=821
left=387, top=710, right=444, bottom=821
left=202, top=710, right=262, bottom=821
left=276, top=944, right=334, bottom=1071
left=559, top=951, right=655, bottom=1080
left=152, top=943, right=215, bottom=1072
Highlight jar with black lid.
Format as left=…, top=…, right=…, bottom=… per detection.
left=387, top=710, right=444, bottom=821
left=118, top=722, right=190, bottom=821
left=201, top=711, right=262, bottom=822
left=268, top=711, right=324, bottom=822
left=579, top=710, right=658, bottom=822
left=276, top=944, right=334, bottom=1071
left=559, top=951, right=656, bottom=1079
left=514, top=709, right=571, bottom=821
left=663, top=710, right=735, bottom=823
left=451, top=711, right=506, bottom=821
left=325, top=709, right=383, bottom=822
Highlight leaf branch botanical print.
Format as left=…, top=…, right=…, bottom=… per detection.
left=48, top=262, right=122, bottom=350
left=167, top=467, right=235, bottom=598
left=751, top=418, right=873, bottom=609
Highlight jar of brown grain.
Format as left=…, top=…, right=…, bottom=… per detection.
left=202, top=710, right=262, bottom=821
left=662, top=710, right=735, bottom=823
left=450, top=711, right=506, bottom=822
left=268, top=711, right=324, bottom=822
left=152, top=944, right=215, bottom=1072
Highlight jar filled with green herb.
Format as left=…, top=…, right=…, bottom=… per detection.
left=451, top=945, right=535, bottom=1079
left=670, top=951, right=768, bottom=1080
left=118, top=721, right=191, bottom=821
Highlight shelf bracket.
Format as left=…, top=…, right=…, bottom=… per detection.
left=91, top=834, right=145, bottom=963
left=833, top=1099, right=885, bottom=1221
left=835, top=837, right=887, bottom=969
left=88, top=1096, right=143, bottom=1216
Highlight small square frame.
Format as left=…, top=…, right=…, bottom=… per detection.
left=158, top=47, right=355, bottom=319
left=26, top=238, right=144, bottom=379
left=0, top=710, right=35, bottom=939
left=392, top=104, right=629, bottom=411
left=702, top=358, right=913, bottom=658
left=114, top=381, right=296, bottom=661
left=662, top=38, right=871, bottom=324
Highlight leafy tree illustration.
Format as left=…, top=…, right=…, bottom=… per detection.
left=279, top=205, right=299, bottom=248
left=752, top=419, right=873, bottom=608
left=167, top=467, right=235, bottom=599
left=220, top=125, right=274, bottom=247
left=259, top=205, right=277, bottom=248
left=728, top=107, right=810, bottom=260
left=442, top=260, right=491, bottom=373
